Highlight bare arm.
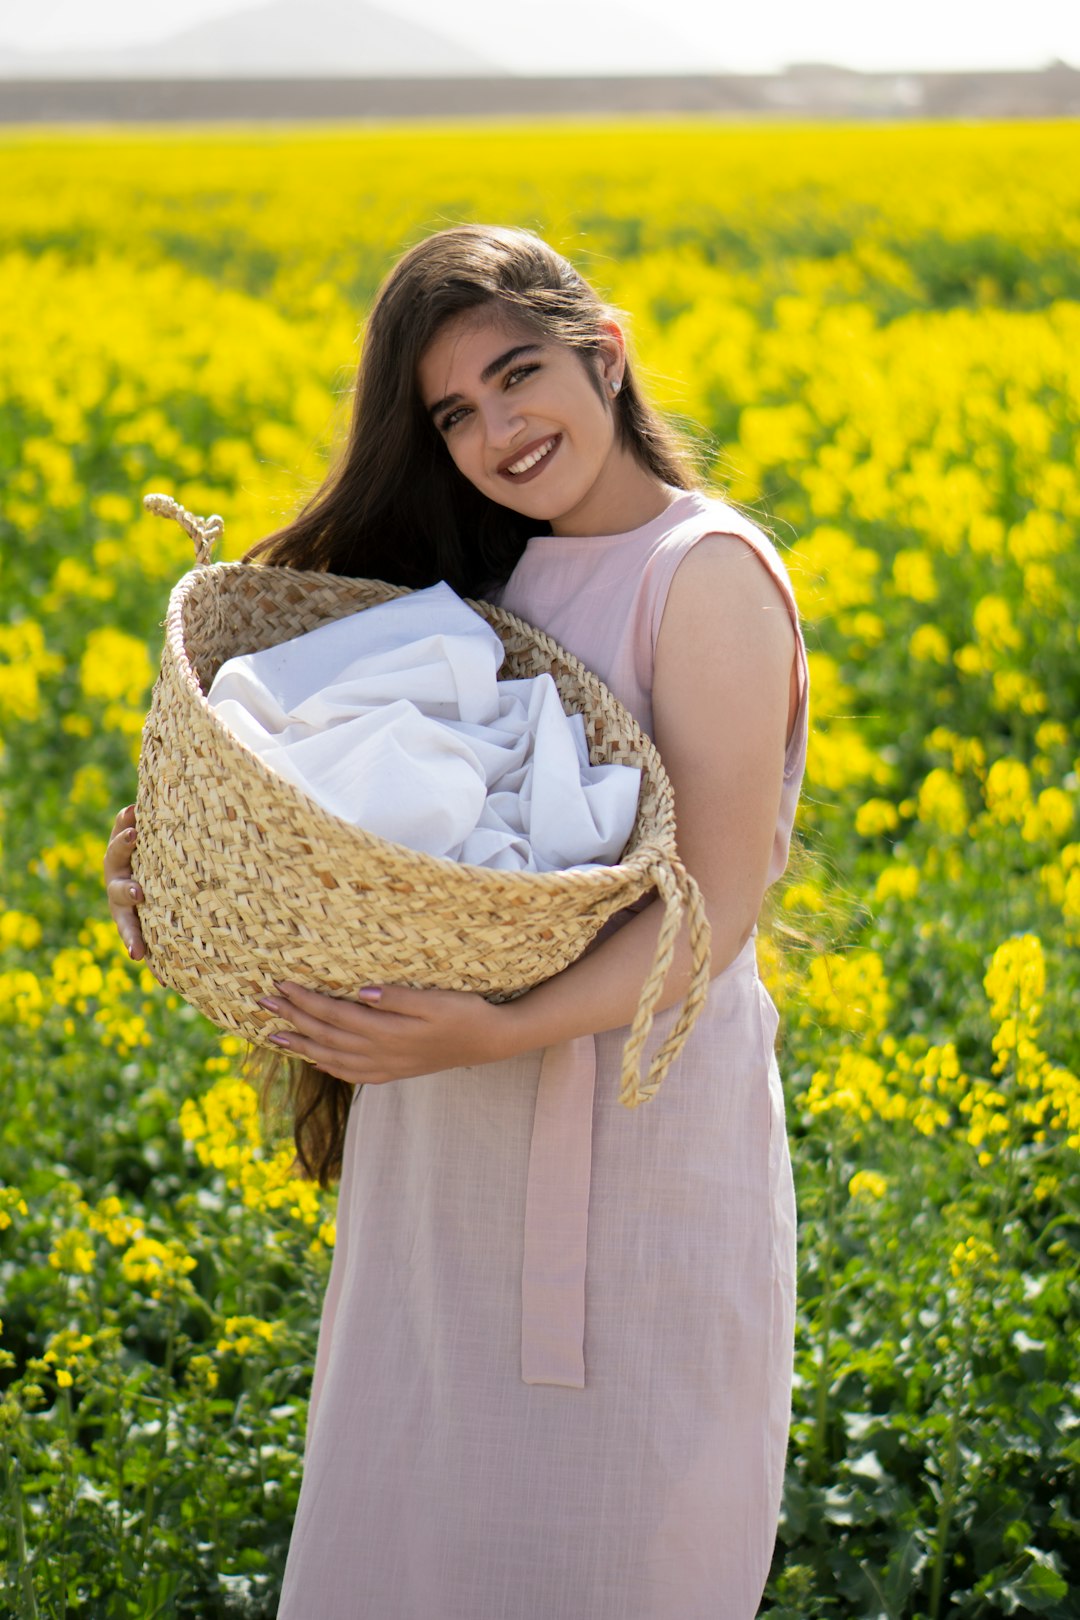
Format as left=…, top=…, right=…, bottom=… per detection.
left=499, top=532, right=798, bottom=1051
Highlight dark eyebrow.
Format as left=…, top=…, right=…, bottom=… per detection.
left=426, top=343, right=542, bottom=421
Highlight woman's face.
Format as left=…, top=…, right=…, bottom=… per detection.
left=417, top=309, right=630, bottom=536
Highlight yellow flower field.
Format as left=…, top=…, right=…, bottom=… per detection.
left=1, top=118, right=1078, bottom=1617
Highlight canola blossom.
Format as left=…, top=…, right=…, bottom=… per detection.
left=1, top=119, right=1078, bottom=1618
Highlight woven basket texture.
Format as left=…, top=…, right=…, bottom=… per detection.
left=133, top=495, right=711, bottom=1106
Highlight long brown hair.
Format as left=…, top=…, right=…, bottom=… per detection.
left=242, top=224, right=702, bottom=1185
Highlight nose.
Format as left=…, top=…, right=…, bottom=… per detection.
left=479, top=394, right=526, bottom=448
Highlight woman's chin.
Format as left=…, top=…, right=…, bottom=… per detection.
left=491, top=485, right=569, bottom=524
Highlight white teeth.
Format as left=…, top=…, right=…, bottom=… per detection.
left=506, top=437, right=556, bottom=476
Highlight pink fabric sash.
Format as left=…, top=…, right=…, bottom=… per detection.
left=520, top=1034, right=597, bottom=1387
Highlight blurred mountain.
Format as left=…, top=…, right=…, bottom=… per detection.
left=0, top=0, right=499, bottom=78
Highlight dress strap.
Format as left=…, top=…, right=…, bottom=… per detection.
left=520, top=1035, right=597, bottom=1388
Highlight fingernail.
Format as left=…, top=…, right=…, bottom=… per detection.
left=356, top=987, right=382, bottom=1002
left=257, top=997, right=280, bottom=1012
left=268, top=1033, right=291, bottom=1046
left=125, top=828, right=136, bottom=842
left=129, top=885, right=140, bottom=900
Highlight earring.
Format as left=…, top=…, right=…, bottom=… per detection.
left=610, top=378, right=621, bottom=395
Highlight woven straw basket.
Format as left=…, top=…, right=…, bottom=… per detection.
left=133, top=493, right=711, bottom=1107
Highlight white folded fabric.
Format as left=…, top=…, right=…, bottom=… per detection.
left=205, top=582, right=640, bottom=873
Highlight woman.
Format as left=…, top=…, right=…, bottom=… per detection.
left=105, top=224, right=808, bottom=1619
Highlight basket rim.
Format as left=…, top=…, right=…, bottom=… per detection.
left=152, top=561, right=677, bottom=897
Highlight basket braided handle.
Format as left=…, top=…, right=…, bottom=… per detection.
left=143, top=492, right=224, bottom=566
left=617, top=855, right=712, bottom=1107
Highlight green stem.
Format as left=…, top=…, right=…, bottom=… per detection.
left=203, top=1393, right=223, bottom=1613
left=112, top=1378, right=128, bottom=1583
left=135, top=1303, right=178, bottom=1576
left=811, top=1136, right=840, bottom=1483
left=927, top=1308, right=973, bottom=1620
left=988, top=972, right=1030, bottom=1270
left=237, top=1355, right=270, bottom=1528
left=55, top=1387, right=76, bottom=1620
left=991, top=1133, right=1021, bottom=1269
left=8, top=1452, right=40, bottom=1620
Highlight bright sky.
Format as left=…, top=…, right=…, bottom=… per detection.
left=1, top=0, right=1078, bottom=74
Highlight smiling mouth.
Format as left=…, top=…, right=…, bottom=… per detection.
left=499, top=434, right=560, bottom=480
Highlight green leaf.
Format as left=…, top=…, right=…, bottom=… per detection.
left=983, top=1548, right=1069, bottom=1614
left=1011, top=1553, right=1069, bottom=1613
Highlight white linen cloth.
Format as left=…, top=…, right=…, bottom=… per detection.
left=205, top=581, right=640, bottom=872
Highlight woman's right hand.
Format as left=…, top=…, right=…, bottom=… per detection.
left=105, top=804, right=146, bottom=961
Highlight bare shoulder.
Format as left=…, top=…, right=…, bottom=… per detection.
left=654, top=531, right=799, bottom=748
left=657, top=530, right=796, bottom=663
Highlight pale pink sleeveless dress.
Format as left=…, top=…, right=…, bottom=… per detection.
left=278, top=488, right=810, bottom=1620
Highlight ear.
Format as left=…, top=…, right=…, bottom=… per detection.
left=596, top=317, right=626, bottom=390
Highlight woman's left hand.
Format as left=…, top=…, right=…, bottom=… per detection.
left=254, top=980, right=514, bottom=1085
